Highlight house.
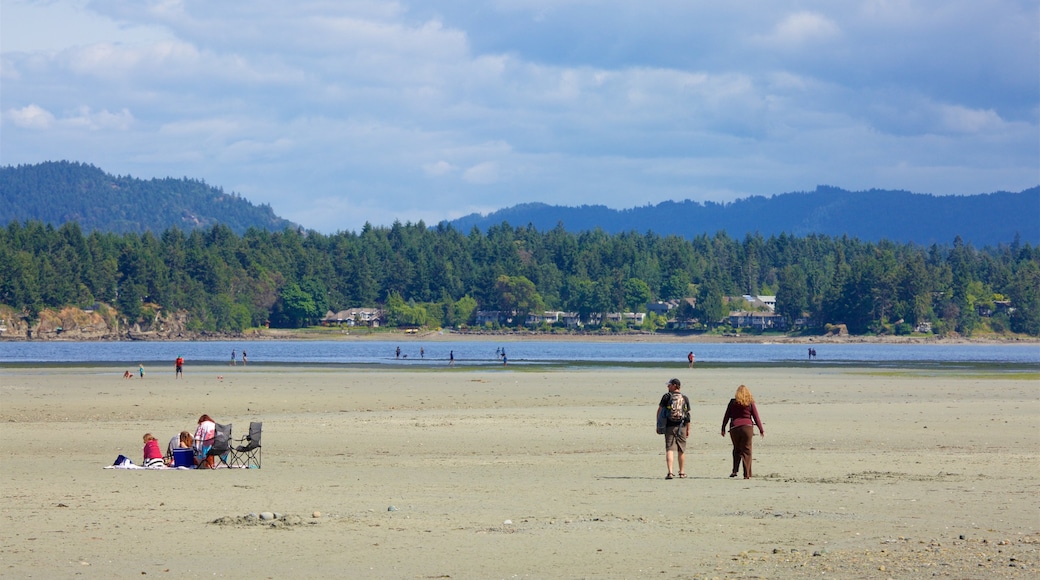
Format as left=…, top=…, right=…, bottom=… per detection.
left=979, top=300, right=1013, bottom=317
left=727, top=310, right=786, bottom=330
left=605, top=312, right=647, bottom=326
left=646, top=300, right=679, bottom=316
left=741, top=295, right=776, bottom=312
left=323, top=308, right=384, bottom=327
left=476, top=310, right=517, bottom=325
left=527, top=311, right=586, bottom=326
left=561, top=312, right=583, bottom=328
left=527, top=311, right=564, bottom=326
left=757, top=295, right=776, bottom=312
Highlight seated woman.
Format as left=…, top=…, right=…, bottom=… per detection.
left=142, top=433, right=165, bottom=468
left=193, top=414, right=217, bottom=468
left=165, top=431, right=193, bottom=466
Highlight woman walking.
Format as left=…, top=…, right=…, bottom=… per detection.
left=721, top=385, right=764, bottom=479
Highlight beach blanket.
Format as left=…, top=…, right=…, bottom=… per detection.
left=104, top=463, right=190, bottom=469
left=103, top=454, right=190, bottom=469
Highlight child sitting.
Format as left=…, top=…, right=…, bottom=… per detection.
left=142, top=433, right=164, bottom=468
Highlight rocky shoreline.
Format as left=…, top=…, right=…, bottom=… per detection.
left=1, top=305, right=1035, bottom=343
left=1, top=326, right=1035, bottom=344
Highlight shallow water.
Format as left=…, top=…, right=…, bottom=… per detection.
left=1, top=339, right=1037, bottom=370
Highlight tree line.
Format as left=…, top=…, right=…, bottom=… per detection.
left=1, top=219, right=1038, bottom=336
left=0, top=161, right=297, bottom=235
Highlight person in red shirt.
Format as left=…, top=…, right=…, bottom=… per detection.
left=142, top=433, right=164, bottom=468
left=720, top=385, right=765, bottom=479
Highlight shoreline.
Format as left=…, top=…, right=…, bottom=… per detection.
left=3, top=360, right=1038, bottom=374
left=2, top=327, right=1037, bottom=344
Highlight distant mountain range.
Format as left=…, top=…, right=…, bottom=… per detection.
left=2, top=161, right=1036, bottom=246
left=446, top=186, right=1040, bottom=247
left=0, top=161, right=298, bottom=235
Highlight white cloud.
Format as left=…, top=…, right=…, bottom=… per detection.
left=755, top=11, right=841, bottom=49
left=64, top=40, right=200, bottom=78
left=0, top=1, right=1036, bottom=233
left=423, top=160, right=455, bottom=176
left=5, top=104, right=55, bottom=129
left=0, top=0, right=174, bottom=52
left=936, top=105, right=1005, bottom=135
left=462, top=161, right=499, bottom=184
left=65, top=106, right=135, bottom=130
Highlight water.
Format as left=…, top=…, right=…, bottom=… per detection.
left=1, top=339, right=1037, bottom=369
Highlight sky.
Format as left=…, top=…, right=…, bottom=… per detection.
left=2, top=0, right=1038, bottom=234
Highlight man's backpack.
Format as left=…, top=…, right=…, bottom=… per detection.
left=668, top=392, right=688, bottom=423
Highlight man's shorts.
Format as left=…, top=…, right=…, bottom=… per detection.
left=664, top=424, right=686, bottom=452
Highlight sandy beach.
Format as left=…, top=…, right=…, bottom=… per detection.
left=1, top=363, right=1037, bottom=578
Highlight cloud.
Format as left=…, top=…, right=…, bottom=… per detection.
left=756, top=11, right=841, bottom=49
left=937, top=104, right=1006, bottom=135
left=2, top=103, right=131, bottom=131
left=5, top=104, right=55, bottom=129
left=65, top=106, right=135, bottom=130
left=423, top=160, right=455, bottom=176
left=0, top=1, right=1036, bottom=234
left=462, top=161, right=499, bottom=184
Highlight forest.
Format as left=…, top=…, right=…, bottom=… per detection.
left=0, top=161, right=297, bottom=235
left=448, top=186, right=1040, bottom=248
left=1, top=219, right=1038, bottom=337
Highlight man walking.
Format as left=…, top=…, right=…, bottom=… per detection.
left=658, top=378, right=690, bottom=479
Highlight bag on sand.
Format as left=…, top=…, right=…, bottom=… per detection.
left=112, top=454, right=133, bottom=467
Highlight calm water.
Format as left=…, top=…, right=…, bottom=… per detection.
left=0, top=339, right=1037, bottom=369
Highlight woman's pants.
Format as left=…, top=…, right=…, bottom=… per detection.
left=730, top=425, right=754, bottom=478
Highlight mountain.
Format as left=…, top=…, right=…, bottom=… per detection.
left=445, top=186, right=1040, bottom=247
left=0, top=161, right=298, bottom=235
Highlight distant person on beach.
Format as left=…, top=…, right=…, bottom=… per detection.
left=502, top=351, right=507, bottom=366
left=420, top=347, right=424, bottom=359
left=449, top=350, right=455, bottom=366
left=658, top=378, right=690, bottom=479
left=396, top=346, right=401, bottom=359
left=138, top=364, right=145, bottom=378
left=142, top=433, right=164, bottom=468
left=721, top=385, right=765, bottom=479
left=688, top=352, right=695, bottom=368
left=175, top=356, right=184, bottom=378
left=123, top=370, right=133, bottom=379
left=242, top=350, right=247, bottom=365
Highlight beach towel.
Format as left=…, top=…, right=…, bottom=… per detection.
left=104, top=462, right=188, bottom=470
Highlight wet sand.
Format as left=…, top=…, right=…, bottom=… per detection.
left=1, top=364, right=1037, bottom=578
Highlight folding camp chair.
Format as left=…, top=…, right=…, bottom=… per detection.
left=230, top=422, right=262, bottom=468
left=200, top=422, right=232, bottom=469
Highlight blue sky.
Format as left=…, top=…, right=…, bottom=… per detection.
left=2, top=0, right=1037, bottom=233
